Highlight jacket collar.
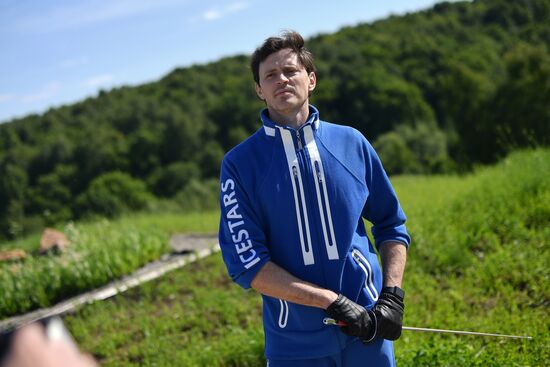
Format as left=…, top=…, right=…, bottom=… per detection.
left=261, top=105, right=320, bottom=137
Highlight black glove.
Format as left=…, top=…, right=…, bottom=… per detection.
left=372, top=287, right=405, bottom=341
left=325, top=294, right=376, bottom=342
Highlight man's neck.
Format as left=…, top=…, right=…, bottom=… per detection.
left=268, top=104, right=310, bottom=130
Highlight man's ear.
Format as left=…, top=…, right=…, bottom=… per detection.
left=255, top=83, right=265, bottom=100
left=308, top=72, right=317, bottom=93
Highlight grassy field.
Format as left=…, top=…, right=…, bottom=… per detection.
left=3, top=149, right=549, bottom=366
left=0, top=211, right=219, bottom=319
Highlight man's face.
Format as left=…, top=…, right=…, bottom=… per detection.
left=255, top=48, right=316, bottom=121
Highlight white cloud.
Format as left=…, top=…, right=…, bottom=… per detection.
left=83, top=73, right=115, bottom=88
left=201, top=1, right=250, bottom=21
left=21, top=82, right=61, bottom=103
left=14, top=0, right=186, bottom=33
left=203, top=9, right=222, bottom=21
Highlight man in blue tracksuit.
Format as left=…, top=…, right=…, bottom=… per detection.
left=219, top=31, right=410, bottom=366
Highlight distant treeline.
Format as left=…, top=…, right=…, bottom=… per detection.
left=0, top=0, right=549, bottom=240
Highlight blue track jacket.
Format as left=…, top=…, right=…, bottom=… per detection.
left=219, top=105, right=410, bottom=360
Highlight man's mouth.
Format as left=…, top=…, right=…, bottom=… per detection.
left=275, top=88, right=293, bottom=96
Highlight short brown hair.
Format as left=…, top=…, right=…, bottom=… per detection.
left=251, top=30, right=316, bottom=84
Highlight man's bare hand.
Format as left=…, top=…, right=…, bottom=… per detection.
left=2, top=323, right=97, bottom=367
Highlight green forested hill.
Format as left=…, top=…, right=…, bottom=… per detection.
left=1, top=0, right=549, bottom=240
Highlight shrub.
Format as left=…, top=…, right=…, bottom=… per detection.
left=76, top=171, right=153, bottom=218
left=374, top=121, right=450, bottom=175
left=173, top=178, right=219, bottom=211
left=148, top=162, right=201, bottom=197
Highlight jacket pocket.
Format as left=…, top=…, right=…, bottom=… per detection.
left=351, top=249, right=379, bottom=302
left=278, top=299, right=289, bottom=328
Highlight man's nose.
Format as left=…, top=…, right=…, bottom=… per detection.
left=276, top=73, right=289, bottom=84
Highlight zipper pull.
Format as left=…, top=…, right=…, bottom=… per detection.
left=314, top=161, right=322, bottom=182
left=292, top=166, right=298, bottom=178
left=296, top=130, right=303, bottom=150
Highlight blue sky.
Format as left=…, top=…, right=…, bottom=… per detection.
left=0, top=0, right=445, bottom=123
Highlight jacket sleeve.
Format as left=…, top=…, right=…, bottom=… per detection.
left=218, top=156, right=271, bottom=289
left=361, top=139, right=411, bottom=250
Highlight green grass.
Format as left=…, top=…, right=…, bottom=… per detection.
left=395, top=149, right=549, bottom=367
left=0, top=232, right=44, bottom=253
left=4, top=149, right=550, bottom=366
left=0, top=211, right=219, bottom=319
left=116, top=210, right=219, bottom=235
left=65, top=255, right=265, bottom=366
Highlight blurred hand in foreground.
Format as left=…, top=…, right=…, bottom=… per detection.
left=1, top=323, right=97, bottom=367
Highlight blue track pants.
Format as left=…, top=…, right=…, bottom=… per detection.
left=267, top=338, right=395, bottom=367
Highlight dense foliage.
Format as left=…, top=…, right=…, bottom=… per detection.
left=0, top=0, right=548, bottom=240
left=61, top=149, right=549, bottom=366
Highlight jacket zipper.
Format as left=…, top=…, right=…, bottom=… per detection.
left=279, top=127, right=314, bottom=266
left=297, top=125, right=339, bottom=262
left=314, top=160, right=331, bottom=245
left=293, top=166, right=310, bottom=254
left=296, top=129, right=303, bottom=150
left=314, top=160, right=339, bottom=259
left=294, top=129, right=312, bottom=257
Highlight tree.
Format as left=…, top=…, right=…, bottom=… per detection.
left=159, top=103, right=204, bottom=164
left=336, top=67, right=435, bottom=140
left=488, top=43, right=550, bottom=157
left=198, top=141, right=225, bottom=179
left=0, top=0, right=548, bottom=238
left=438, top=60, right=495, bottom=164
left=148, top=162, right=201, bottom=197
left=72, top=127, right=129, bottom=193
left=75, top=172, right=153, bottom=218
left=373, top=132, right=417, bottom=175
left=128, top=128, right=163, bottom=178
left=0, top=164, right=28, bottom=239
left=26, top=166, right=76, bottom=225
left=374, top=121, right=450, bottom=175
